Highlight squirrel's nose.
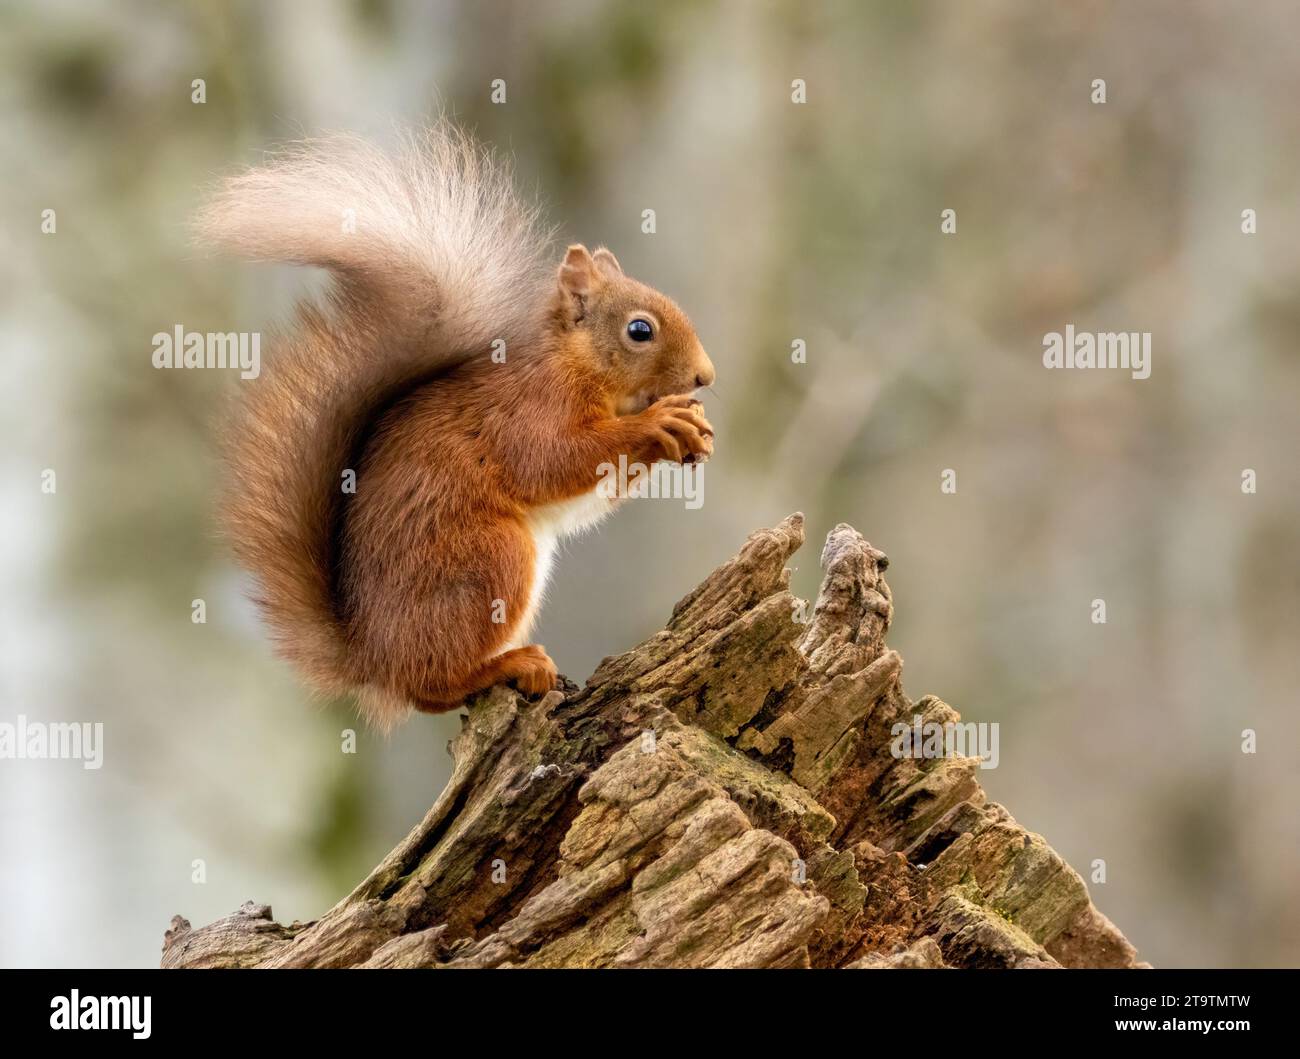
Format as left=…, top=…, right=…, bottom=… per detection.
left=694, top=359, right=716, bottom=389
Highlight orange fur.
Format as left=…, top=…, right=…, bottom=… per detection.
left=198, top=123, right=715, bottom=729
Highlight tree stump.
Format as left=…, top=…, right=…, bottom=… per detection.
left=161, top=514, right=1144, bottom=969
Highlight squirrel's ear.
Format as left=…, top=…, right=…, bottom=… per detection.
left=558, top=244, right=597, bottom=292
left=592, top=247, right=623, bottom=277
left=557, top=244, right=600, bottom=320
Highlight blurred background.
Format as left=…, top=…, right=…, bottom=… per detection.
left=1, top=0, right=1297, bottom=968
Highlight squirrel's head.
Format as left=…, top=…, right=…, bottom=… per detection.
left=554, top=244, right=715, bottom=413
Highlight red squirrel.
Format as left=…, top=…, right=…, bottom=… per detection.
left=197, top=124, right=715, bottom=729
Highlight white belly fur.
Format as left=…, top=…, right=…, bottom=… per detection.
left=505, top=489, right=617, bottom=650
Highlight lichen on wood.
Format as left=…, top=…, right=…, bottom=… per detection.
left=162, top=514, right=1144, bottom=969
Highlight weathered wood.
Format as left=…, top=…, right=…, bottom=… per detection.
left=162, top=514, right=1145, bottom=969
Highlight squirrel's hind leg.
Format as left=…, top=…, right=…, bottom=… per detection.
left=412, top=644, right=558, bottom=714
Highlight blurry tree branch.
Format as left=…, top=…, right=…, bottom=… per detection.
left=162, top=514, right=1143, bottom=969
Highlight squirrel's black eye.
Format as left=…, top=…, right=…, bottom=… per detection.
left=627, top=318, right=654, bottom=342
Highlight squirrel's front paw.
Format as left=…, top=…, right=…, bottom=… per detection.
left=506, top=644, right=559, bottom=697
left=640, top=396, right=714, bottom=465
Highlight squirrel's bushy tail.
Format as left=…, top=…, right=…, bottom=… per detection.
left=197, top=123, right=552, bottom=714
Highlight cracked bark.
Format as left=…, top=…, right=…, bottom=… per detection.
left=162, top=514, right=1145, bottom=970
